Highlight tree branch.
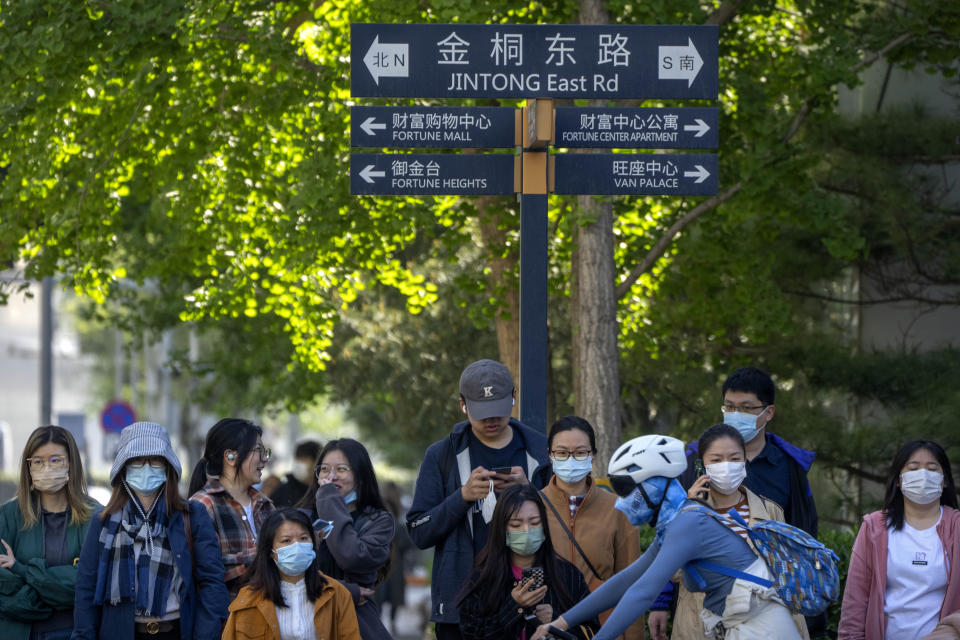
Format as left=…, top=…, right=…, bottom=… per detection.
left=706, top=0, right=750, bottom=26
left=782, top=288, right=960, bottom=306
left=615, top=182, right=742, bottom=298
left=822, top=459, right=886, bottom=484
left=615, top=28, right=917, bottom=300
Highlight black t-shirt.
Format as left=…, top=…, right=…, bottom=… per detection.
left=467, top=427, right=527, bottom=554
left=33, top=508, right=73, bottom=632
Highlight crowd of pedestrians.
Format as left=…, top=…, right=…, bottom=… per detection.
left=0, top=361, right=956, bottom=640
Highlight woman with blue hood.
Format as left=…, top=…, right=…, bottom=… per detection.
left=531, top=434, right=800, bottom=640
left=72, top=422, right=230, bottom=640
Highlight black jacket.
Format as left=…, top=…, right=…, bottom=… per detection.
left=267, top=473, right=310, bottom=508
left=458, top=556, right=597, bottom=640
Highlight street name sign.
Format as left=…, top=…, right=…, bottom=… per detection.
left=554, top=107, right=718, bottom=149
left=351, top=106, right=517, bottom=148
left=553, top=153, right=718, bottom=196
left=351, top=153, right=515, bottom=196
left=351, top=23, right=718, bottom=100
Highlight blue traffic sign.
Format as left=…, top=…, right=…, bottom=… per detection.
left=554, top=107, right=718, bottom=149
left=553, top=153, right=718, bottom=196
left=351, top=23, right=718, bottom=100
left=351, top=153, right=516, bottom=196
left=351, top=106, right=517, bottom=149
left=100, top=400, right=136, bottom=434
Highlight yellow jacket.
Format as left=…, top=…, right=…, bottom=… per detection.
left=670, top=487, right=809, bottom=640
left=222, top=573, right=361, bottom=640
left=541, top=475, right=645, bottom=640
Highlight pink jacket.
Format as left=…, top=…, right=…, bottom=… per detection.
left=838, top=506, right=960, bottom=639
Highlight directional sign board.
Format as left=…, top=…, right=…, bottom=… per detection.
left=351, top=153, right=515, bottom=196
left=554, top=107, right=718, bottom=149
left=352, top=23, right=718, bottom=100
left=351, top=106, right=516, bottom=148
left=553, top=153, right=718, bottom=196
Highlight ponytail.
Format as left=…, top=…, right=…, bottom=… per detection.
left=188, top=458, right=209, bottom=496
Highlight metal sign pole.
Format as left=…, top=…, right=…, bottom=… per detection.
left=519, top=99, right=552, bottom=432
left=348, top=23, right=721, bottom=432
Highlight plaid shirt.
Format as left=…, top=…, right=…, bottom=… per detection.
left=190, top=478, right=275, bottom=593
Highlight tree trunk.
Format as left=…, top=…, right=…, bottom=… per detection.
left=574, top=0, right=622, bottom=475
left=477, top=196, right=521, bottom=418
left=572, top=195, right=622, bottom=475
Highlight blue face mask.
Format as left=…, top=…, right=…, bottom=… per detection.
left=125, top=465, right=167, bottom=494
left=722, top=408, right=768, bottom=443
left=274, top=541, right=316, bottom=576
left=313, top=518, right=335, bottom=539
left=551, top=457, right=593, bottom=484
left=343, top=490, right=357, bottom=505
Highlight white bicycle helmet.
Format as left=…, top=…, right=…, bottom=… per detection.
left=607, top=434, right=687, bottom=497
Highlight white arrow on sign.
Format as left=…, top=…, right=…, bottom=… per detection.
left=359, top=165, right=386, bottom=184
left=363, top=36, right=410, bottom=86
left=683, top=164, right=711, bottom=184
left=657, top=38, right=704, bottom=88
left=360, top=117, right=387, bottom=136
left=683, top=118, right=710, bottom=138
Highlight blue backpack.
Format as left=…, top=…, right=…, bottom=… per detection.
left=681, top=504, right=840, bottom=616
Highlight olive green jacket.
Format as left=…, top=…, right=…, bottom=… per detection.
left=0, top=497, right=99, bottom=640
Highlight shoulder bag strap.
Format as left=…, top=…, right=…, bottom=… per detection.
left=536, top=487, right=602, bottom=582
left=183, top=508, right=196, bottom=579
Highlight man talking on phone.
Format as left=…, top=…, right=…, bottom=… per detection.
left=407, top=359, right=551, bottom=640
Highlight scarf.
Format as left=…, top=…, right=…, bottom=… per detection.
left=93, top=483, right=178, bottom=617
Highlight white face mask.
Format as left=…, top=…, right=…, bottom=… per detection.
left=900, top=469, right=944, bottom=505
left=481, top=479, right=497, bottom=523
left=293, top=461, right=313, bottom=484
left=705, top=461, right=747, bottom=495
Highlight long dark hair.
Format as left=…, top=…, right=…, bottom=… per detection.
left=295, top=438, right=386, bottom=513
left=456, top=484, right=575, bottom=616
left=18, top=425, right=93, bottom=528
left=883, top=440, right=958, bottom=531
left=189, top=418, right=263, bottom=496
left=247, top=509, right=328, bottom=606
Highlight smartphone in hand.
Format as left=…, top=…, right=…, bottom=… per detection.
left=521, top=566, right=545, bottom=591
left=694, top=459, right=710, bottom=496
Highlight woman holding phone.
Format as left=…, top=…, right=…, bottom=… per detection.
left=456, top=484, right=597, bottom=640
left=659, top=424, right=807, bottom=639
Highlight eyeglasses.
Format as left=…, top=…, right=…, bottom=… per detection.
left=128, top=457, right=166, bottom=470
left=26, top=455, right=67, bottom=471
left=550, top=449, right=592, bottom=462
left=721, top=403, right=768, bottom=415
left=255, top=446, right=272, bottom=462
left=318, top=464, right=352, bottom=477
